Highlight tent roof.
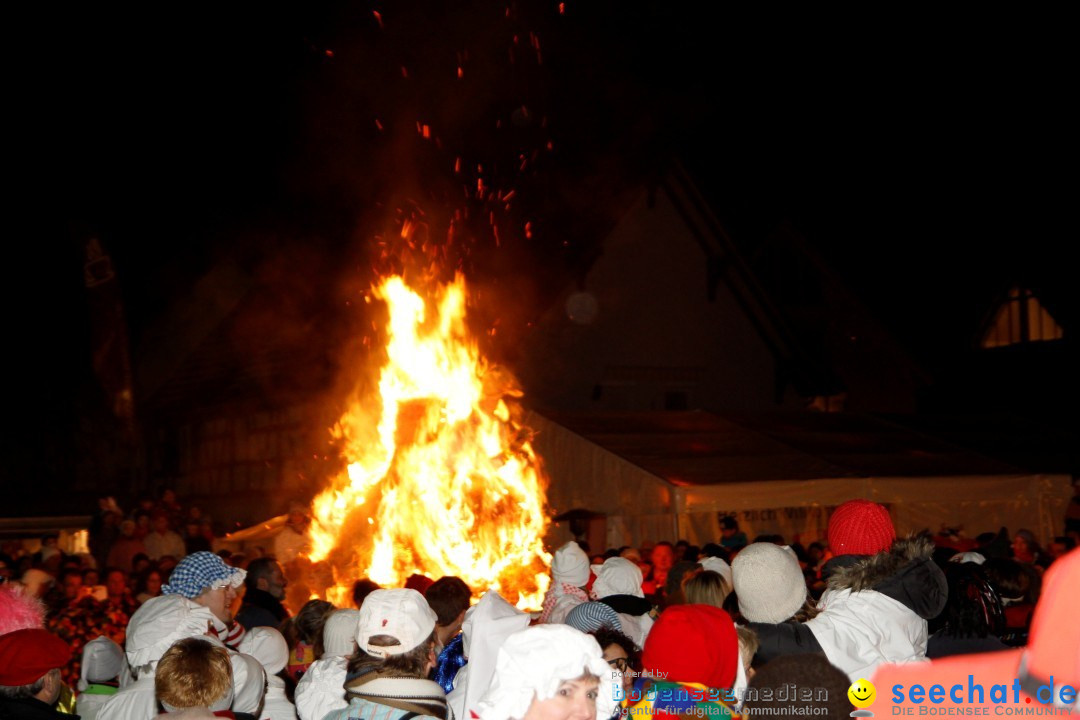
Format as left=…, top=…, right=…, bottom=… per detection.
left=544, top=411, right=1021, bottom=486
left=0, top=515, right=91, bottom=540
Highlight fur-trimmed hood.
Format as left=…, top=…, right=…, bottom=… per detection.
left=827, top=532, right=947, bottom=619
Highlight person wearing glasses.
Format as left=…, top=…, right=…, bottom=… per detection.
left=160, top=551, right=248, bottom=649
left=591, top=628, right=637, bottom=702
left=563, top=602, right=639, bottom=704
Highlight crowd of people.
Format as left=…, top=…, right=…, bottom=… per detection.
left=1, top=490, right=1078, bottom=720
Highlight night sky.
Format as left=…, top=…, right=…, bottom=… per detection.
left=6, top=3, right=1073, bottom=497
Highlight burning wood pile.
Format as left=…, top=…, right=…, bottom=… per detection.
left=302, top=270, right=551, bottom=609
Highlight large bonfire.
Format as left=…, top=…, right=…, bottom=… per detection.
left=305, top=270, right=551, bottom=609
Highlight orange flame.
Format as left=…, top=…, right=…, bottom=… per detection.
left=307, top=273, right=551, bottom=609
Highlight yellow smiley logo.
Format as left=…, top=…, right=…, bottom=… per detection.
left=848, top=679, right=876, bottom=708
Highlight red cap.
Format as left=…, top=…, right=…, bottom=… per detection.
left=0, top=628, right=70, bottom=685
left=642, top=605, right=738, bottom=689
left=827, top=499, right=895, bottom=556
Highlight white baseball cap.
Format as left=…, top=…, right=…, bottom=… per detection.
left=357, top=588, right=437, bottom=657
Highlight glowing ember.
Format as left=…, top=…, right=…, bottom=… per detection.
left=307, top=273, right=551, bottom=609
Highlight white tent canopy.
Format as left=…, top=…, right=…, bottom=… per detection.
left=529, top=411, right=1072, bottom=549
left=674, top=474, right=1068, bottom=549
left=224, top=411, right=1070, bottom=559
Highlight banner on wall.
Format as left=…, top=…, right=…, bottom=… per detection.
left=710, top=505, right=838, bottom=546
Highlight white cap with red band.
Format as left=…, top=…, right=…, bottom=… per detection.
left=357, top=588, right=438, bottom=657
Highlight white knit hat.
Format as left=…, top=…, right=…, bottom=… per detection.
left=79, top=636, right=125, bottom=690
left=231, top=652, right=267, bottom=715
left=125, top=594, right=219, bottom=669
left=322, top=609, right=361, bottom=657
left=237, top=626, right=289, bottom=676
left=732, top=543, right=808, bottom=623
left=475, top=624, right=618, bottom=720
left=357, top=588, right=437, bottom=657
left=552, top=542, right=590, bottom=587
left=590, top=557, right=644, bottom=599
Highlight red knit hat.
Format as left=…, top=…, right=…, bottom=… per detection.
left=0, top=628, right=70, bottom=685
left=642, top=605, right=738, bottom=689
left=827, top=499, right=895, bottom=556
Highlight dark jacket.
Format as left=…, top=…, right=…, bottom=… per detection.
left=0, top=697, right=79, bottom=720
left=235, top=588, right=289, bottom=630
left=927, top=631, right=1009, bottom=659
left=599, top=594, right=653, bottom=617
left=432, top=634, right=465, bottom=694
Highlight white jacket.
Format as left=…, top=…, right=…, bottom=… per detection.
left=447, top=591, right=529, bottom=720
left=80, top=691, right=122, bottom=720
left=294, top=655, right=348, bottom=720
left=97, top=676, right=158, bottom=720
left=615, top=611, right=654, bottom=649
left=97, top=651, right=262, bottom=720
left=545, top=594, right=584, bottom=625
left=748, top=534, right=947, bottom=685
left=260, top=676, right=297, bottom=720
left=807, top=587, right=929, bottom=682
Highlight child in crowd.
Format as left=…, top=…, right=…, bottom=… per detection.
left=77, top=636, right=126, bottom=720
left=153, top=637, right=234, bottom=720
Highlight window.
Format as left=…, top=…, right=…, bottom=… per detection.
left=981, top=286, right=1064, bottom=348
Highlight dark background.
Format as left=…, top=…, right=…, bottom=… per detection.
left=6, top=2, right=1074, bottom=510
